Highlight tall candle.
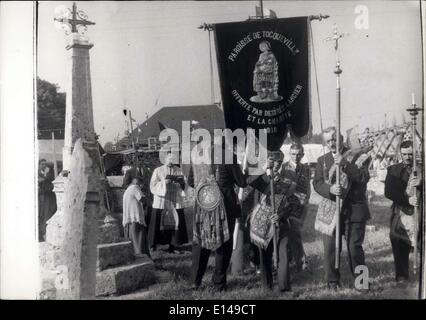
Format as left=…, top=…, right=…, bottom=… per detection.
left=412, top=92, right=415, bottom=105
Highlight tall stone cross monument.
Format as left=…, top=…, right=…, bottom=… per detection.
left=46, top=2, right=101, bottom=299
left=55, top=2, right=96, bottom=168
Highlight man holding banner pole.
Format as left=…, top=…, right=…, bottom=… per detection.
left=246, top=150, right=292, bottom=291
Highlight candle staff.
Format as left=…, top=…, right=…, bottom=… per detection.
left=406, top=98, right=423, bottom=274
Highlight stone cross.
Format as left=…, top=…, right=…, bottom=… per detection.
left=54, top=2, right=95, bottom=35
left=45, top=3, right=101, bottom=299
left=53, top=2, right=97, bottom=170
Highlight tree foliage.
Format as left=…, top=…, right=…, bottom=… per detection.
left=37, top=77, right=66, bottom=139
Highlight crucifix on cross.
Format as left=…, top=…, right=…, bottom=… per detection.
left=54, top=2, right=95, bottom=34
left=325, top=24, right=349, bottom=54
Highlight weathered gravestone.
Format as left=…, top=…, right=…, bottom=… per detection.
left=56, top=139, right=99, bottom=299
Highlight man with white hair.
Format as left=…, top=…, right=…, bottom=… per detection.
left=313, top=126, right=371, bottom=290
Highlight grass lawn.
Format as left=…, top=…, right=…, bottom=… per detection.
left=104, top=184, right=420, bottom=300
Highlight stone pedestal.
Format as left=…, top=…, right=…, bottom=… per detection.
left=46, top=175, right=67, bottom=248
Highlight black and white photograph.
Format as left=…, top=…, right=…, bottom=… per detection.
left=0, top=0, right=425, bottom=304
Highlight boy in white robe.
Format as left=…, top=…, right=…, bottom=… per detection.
left=123, top=176, right=150, bottom=257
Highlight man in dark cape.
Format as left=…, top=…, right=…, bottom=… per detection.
left=188, top=142, right=247, bottom=291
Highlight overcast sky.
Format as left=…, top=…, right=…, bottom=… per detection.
left=37, top=1, right=423, bottom=145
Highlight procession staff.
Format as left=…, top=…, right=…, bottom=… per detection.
left=325, top=23, right=347, bottom=269
left=313, top=127, right=371, bottom=289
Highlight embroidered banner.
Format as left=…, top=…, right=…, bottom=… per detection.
left=214, top=17, right=311, bottom=150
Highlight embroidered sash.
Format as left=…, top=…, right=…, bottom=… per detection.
left=249, top=173, right=294, bottom=249
left=192, top=164, right=230, bottom=250
left=314, top=151, right=352, bottom=236
left=390, top=169, right=422, bottom=245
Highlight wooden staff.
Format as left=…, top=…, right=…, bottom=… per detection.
left=234, top=143, right=249, bottom=251
left=407, top=93, right=422, bottom=274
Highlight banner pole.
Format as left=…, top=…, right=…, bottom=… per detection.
left=269, top=168, right=279, bottom=270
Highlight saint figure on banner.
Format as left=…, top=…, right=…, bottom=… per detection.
left=250, top=41, right=283, bottom=103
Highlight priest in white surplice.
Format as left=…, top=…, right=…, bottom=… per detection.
left=148, top=151, right=188, bottom=253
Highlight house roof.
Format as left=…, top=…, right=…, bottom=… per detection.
left=131, top=104, right=225, bottom=142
